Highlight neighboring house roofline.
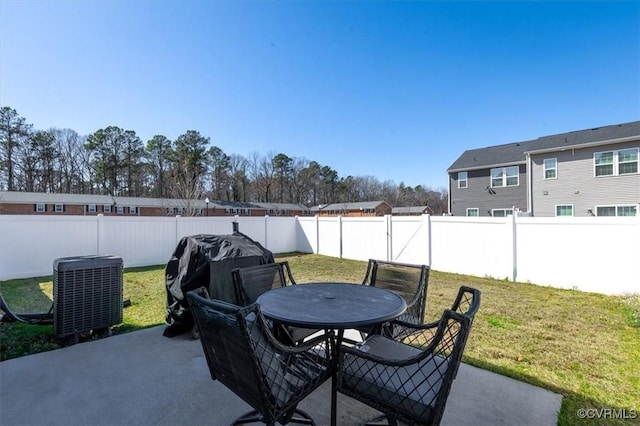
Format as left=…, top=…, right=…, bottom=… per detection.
left=321, top=201, right=390, bottom=210
left=447, top=120, right=640, bottom=172
left=448, top=160, right=527, bottom=173
left=523, top=135, right=640, bottom=156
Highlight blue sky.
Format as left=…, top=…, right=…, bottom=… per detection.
left=1, top=1, right=638, bottom=189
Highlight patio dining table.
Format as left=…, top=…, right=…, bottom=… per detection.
left=256, top=282, right=406, bottom=426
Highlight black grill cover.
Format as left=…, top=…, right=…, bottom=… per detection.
left=163, top=232, right=273, bottom=337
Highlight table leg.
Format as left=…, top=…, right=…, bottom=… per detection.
left=331, top=329, right=344, bottom=426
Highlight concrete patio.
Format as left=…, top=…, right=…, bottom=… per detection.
left=0, top=325, right=561, bottom=425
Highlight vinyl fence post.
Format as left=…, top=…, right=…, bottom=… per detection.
left=386, top=214, right=392, bottom=261
left=339, top=215, right=343, bottom=259
left=315, top=215, right=320, bottom=255
left=425, top=214, right=432, bottom=267
left=175, top=215, right=181, bottom=246
left=264, top=215, right=269, bottom=249
left=509, top=212, right=517, bottom=282
left=97, top=214, right=104, bottom=255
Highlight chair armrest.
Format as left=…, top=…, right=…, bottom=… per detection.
left=381, top=317, right=439, bottom=347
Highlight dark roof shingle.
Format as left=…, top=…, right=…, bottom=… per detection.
left=448, top=121, right=640, bottom=172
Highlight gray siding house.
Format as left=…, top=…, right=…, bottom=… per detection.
left=448, top=121, right=640, bottom=217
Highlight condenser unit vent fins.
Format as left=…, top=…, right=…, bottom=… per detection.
left=53, top=255, right=123, bottom=339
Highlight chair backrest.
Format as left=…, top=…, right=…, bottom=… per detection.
left=364, top=260, right=430, bottom=324
left=187, top=288, right=331, bottom=424
left=187, top=288, right=265, bottom=412
left=232, top=261, right=295, bottom=306
left=451, top=285, right=481, bottom=318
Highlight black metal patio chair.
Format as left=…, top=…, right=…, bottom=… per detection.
left=187, top=287, right=335, bottom=426
left=337, top=286, right=481, bottom=426
left=383, top=286, right=480, bottom=346
left=232, top=261, right=321, bottom=345
left=350, top=259, right=430, bottom=343
left=232, top=261, right=297, bottom=305
left=362, top=259, right=430, bottom=325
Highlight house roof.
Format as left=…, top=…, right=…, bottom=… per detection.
left=321, top=201, right=390, bottom=211
left=0, top=191, right=113, bottom=205
left=254, top=202, right=309, bottom=211
left=0, top=191, right=310, bottom=211
left=211, top=200, right=262, bottom=209
left=447, top=120, right=640, bottom=173
left=112, top=196, right=194, bottom=208
left=392, top=206, right=432, bottom=214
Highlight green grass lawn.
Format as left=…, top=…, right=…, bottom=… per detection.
left=1, top=253, right=638, bottom=425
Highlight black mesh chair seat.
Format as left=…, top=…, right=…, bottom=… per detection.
left=338, top=286, right=481, bottom=426
left=232, top=261, right=320, bottom=345
left=187, top=287, right=335, bottom=425
left=342, top=335, right=449, bottom=422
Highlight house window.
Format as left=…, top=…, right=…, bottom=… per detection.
left=103, top=205, right=112, bottom=213
left=116, top=206, right=124, bottom=214
left=596, top=205, right=637, bottom=217
left=35, top=203, right=46, bottom=213
left=466, top=208, right=479, bottom=217
left=129, top=207, right=137, bottom=215
left=458, top=172, right=468, bottom=188
left=618, top=148, right=639, bottom=174
left=54, top=204, right=65, bottom=213
left=543, top=158, right=557, bottom=179
left=87, top=204, right=97, bottom=213
left=556, top=205, right=574, bottom=217
left=492, top=208, right=514, bottom=217
left=595, top=148, right=639, bottom=176
left=596, top=206, right=616, bottom=216
left=618, top=205, right=637, bottom=216
left=491, top=166, right=519, bottom=187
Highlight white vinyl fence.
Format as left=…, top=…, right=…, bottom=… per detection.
left=297, top=214, right=640, bottom=295
left=0, top=215, right=297, bottom=281
left=1, top=214, right=638, bottom=295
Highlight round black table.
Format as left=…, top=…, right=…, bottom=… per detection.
left=257, top=282, right=406, bottom=329
left=257, top=282, right=406, bottom=426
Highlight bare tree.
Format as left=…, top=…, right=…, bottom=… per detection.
left=248, top=151, right=276, bottom=203
left=229, top=154, right=250, bottom=202
left=289, top=157, right=311, bottom=204
left=169, top=130, right=209, bottom=212
left=50, top=128, right=87, bottom=193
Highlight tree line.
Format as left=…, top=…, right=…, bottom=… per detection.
left=0, top=106, right=448, bottom=213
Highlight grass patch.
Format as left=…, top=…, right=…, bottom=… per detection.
left=1, top=253, right=639, bottom=425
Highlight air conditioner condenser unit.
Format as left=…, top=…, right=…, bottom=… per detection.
left=53, top=255, right=123, bottom=344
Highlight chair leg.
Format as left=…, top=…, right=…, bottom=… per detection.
left=231, top=408, right=315, bottom=425
left=232, top=410, right=262, bottom=425
left=363, top=414, right=398, bottom=426
left=289, top=408, right=315, bottom=425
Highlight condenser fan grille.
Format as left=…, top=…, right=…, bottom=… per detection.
left=53, top=255, right=123, bottom=339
